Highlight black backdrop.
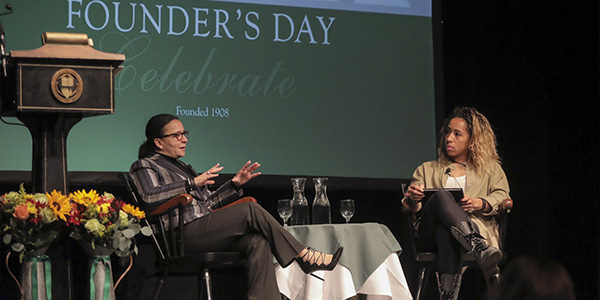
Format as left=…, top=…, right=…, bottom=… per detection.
left=0, top=1, right=598, bottom=299
left=438, top=0, right=599, bottom=299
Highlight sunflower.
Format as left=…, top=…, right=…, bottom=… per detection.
left=70, top=189, right=100, bottom=206
left=46, top=190, right=71, bottom=222
left=122, top=203, right=146, bottom=219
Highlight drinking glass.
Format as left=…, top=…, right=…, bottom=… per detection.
left=277, top=199, right=293, bottom=227
left=339, top=199, right=355, bottom=223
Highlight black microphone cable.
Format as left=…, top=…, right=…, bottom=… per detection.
left=445, top=167, right=465, bottom=191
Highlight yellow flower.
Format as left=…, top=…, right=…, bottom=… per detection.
left=122, top=204, right=146, bottom=219
left=70, top=189, right=100, bottom=206
left=97, top=202, right=111, bottom=214
left=26, top=202, right=38, bottom=215
left=46, top=190, right=71, bottom=222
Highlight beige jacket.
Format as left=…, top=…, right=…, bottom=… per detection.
left=406, top=160, right=510, bottom=248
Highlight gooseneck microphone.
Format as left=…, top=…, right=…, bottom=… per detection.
left=0, top=3, right=13, bottom=77
left=0, top=20, right=6, bottom=77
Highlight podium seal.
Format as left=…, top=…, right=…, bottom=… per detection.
left=51, top=68, right=83, bottom=104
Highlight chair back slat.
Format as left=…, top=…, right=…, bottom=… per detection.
left=120, top=172, right=169, bottom=260
left=142, top=217, right=166, bottom=259
left=168, top=210, right=179, bottom=257
left=497, top=209, right=508, bottom=251
left=156, top=215, right=170, bottom=259
left=178, top=206, right=185, bottom=256
left=401, top=203, right=419, bottom=260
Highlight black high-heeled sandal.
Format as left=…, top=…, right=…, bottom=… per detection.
left=295, top=246, right=344, bottom=274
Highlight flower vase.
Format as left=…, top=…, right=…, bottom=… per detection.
left=79, top=242, right=115, bottom=300
left=19, top=245, right=52, bottom=300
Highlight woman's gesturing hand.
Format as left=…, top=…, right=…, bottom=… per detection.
left=232, top=161, right=262, bottom=188
left=194, top=163, right=223, bottom=187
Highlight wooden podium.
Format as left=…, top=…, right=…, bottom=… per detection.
left=0, top=32, right=124, bottom=299
left=2, top=32, right=124, bottom=193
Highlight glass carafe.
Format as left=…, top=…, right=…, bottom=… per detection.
left=290, top=178, right=310, bottom=225
left=312, top=177, right=331, bottom=224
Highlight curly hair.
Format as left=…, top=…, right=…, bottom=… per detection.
left=437, top=107, right=500, bottom=173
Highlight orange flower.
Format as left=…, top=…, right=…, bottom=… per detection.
left=13, top=204, right=29, bottom=221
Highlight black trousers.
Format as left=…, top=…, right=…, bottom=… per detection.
left=183, top=202, right=305, bottom=300
left=416, top=190, right=477, bottom=275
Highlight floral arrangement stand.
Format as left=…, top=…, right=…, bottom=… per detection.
left=6, top=245, right=52, bottom=300
left=1, top=185, right=150, bottom=299
left=1, top=185, right=65, bottom=300
left=66, top=189, right=150, bottom=300
left=79, top=241, right=116, bottom=300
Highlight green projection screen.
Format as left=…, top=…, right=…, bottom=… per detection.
left=0, top=0, right=436, bottom=179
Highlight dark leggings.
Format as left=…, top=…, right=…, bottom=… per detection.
left=416, top=190, right=477, bottom=274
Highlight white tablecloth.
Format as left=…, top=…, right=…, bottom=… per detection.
left=276, top=253, right=412, bottom=300
left=275, top=223, right=413, bottom=300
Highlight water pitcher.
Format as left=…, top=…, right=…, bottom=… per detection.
left=312, top=177, right=331, bottom=224
left=290, top=177, right=310, bottom=225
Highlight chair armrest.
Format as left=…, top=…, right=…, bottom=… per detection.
left=147, top=194, right=194, bottom=216
left=214, top=196, right=257, bottom=211
left=499, top=198, right=513, bottom=213
left=401, top=199, right=412, bottom=213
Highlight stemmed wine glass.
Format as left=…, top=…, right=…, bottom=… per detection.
left=277, top=199, right=293, bottom=228
left=339, top=199, right=355, bottom=223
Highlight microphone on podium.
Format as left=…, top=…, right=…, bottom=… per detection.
left=0, top=3, right=12, bottom=77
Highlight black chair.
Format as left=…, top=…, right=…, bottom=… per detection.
left=120, top=173, right=251, bottom=300
left=402, top=197, right=513, bottom=300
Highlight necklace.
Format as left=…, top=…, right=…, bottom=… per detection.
left=452, top=161, right=467, bottom=168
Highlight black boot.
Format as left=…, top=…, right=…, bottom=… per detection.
left=438, top=273, right=460, bottom=300
left=450, top=221, right=502, bottom=279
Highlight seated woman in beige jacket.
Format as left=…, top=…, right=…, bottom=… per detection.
left=403, top=107, right=510, bottom=300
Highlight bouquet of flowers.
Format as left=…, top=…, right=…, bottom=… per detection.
left=0, top=184, right=68, bottom=258
left=67, top=189, right=151, bottom=257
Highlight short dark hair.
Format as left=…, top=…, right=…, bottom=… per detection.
left=486, top=255, right=576, bottom=300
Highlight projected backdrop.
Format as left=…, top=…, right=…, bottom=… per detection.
left=0, top=0, right=436, bottom=178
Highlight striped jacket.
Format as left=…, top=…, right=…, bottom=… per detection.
left=129, top=153, right=242, bottom=228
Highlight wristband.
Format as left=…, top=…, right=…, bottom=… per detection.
left=480, top=198, right=487, bottom=211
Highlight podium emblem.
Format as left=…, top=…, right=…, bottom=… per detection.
left=51, top=68, right=83, bottom=104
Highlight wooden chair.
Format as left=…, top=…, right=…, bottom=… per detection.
left=402, top=197, right=513, bottom=300
left=120, top=173, right=256, bottom=300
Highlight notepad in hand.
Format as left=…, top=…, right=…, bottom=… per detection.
left=422, top=188, right=464, bottom=202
